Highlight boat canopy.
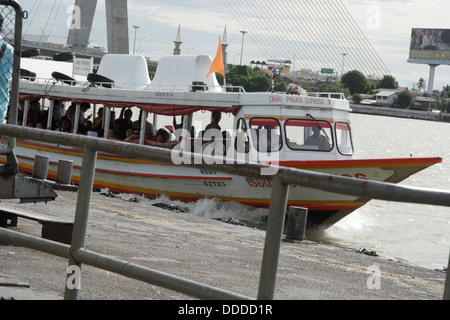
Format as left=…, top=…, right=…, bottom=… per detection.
left=148, top=55, right=223, bottom=92
left=96, top=54, right=151, bottom=90
left=19, top=54, right=238, bottom=116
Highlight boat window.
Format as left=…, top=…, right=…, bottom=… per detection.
left=249, top=118, right=282, bottom=153
left=234, top=118, right=249, bottom=153
left=335, top=122, right=354, bottom=155
left=285, top=119, right=333, bottom=152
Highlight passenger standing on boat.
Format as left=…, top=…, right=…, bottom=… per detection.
left=65, top=104, right=76, bottom=128
left=78, top=102, right=92, bottom=134
left=0, top=14, right=13, bottom=130
left=116, top=108, right=133, bottom=139
left=205, top=111, right=222, bottom=131
left=305, top=126, right=331, bottom=151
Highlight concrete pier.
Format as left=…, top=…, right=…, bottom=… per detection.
left=0, top=190, right=446, bottom=300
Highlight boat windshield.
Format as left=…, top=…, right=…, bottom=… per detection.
left=335, top=122, right=354, bottom=155
left=284, top=119, right=333, bottom=152
left=249, top=117, right=282, bottom=153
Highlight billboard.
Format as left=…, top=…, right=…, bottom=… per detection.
left=409, top=28, right=450, bottom=61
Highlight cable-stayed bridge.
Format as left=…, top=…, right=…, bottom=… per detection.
left=221, top=0, right=390, bottom=79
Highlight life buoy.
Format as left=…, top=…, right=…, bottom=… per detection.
left=21, top=48, right=40, bottom=58
left=87, top=73, right=114, bottom=88
left=20, top=69, right=36, bottom=81
left=52, top=71, right=77, bottom=85
left=53, top=52, right=74, bottom=62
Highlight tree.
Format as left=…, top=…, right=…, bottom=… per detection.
left=393, top=91, right=412, bottom=109
left=352, top=93, right=362, bottom=104
left=224, top=65, right=272, bottom=92
left=341, top=70, right=371, bottom=95
left=319, top=79, right=350, bottom=98
left=433, top=97, right=450, bottom=113
left=377, top=75, right=398, bottom=89
left=417, top=77, right=426, bottom=92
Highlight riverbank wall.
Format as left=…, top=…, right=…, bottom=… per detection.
left=351, top=104, right=450, bottom=122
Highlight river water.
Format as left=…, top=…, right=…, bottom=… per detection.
left=311, top=113, right=450, bottom=270
left=122, top=111, right=450, bottom=270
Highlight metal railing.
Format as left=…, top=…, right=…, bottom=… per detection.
left=0, top=124, right=449, bottom=300
left=0, top=0, right=449, bottom=301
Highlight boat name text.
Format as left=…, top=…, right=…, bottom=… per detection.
left=246, top=173, right=368, bottom=188
left=269, top=95, right=326, bottom=105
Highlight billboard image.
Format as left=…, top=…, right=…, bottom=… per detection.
left=409, top=28, right=450, bottom=61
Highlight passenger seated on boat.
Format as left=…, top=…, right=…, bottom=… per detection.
left=91, top=107, right=104, bottom=131
left=116, top=108, right=133, bottom=139
left=124, top=128, right=139, bottom=141
left=131, top=109, right=156, bottom=140
left=27, top=99, right=44, bottom=127
left=305, top=127, right=331, bottom=151
left=55, top=116, right=72, bottom=133
left=107, top=128, right=119, bottom=139
left=51, top=99, right=65, bottom=130
left=155, top=128, right=170, bottom=143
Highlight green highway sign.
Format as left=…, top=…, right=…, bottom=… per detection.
left=321, top=68, right=334, bottom=74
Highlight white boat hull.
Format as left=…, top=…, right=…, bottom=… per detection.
left=2, top=139, right=441, bottom=228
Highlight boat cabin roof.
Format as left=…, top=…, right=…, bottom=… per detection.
left=18, top=54, right=351, bottom=117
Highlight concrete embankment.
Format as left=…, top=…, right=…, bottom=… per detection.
left=0, top=190, right=446, bottom=300
left=351, top=104, right=449, bottom=122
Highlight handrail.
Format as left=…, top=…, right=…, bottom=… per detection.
left=0, top=124, right=449, bottom=300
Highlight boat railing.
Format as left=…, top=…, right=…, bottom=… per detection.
left=1, top=124, right=450, bottom=300
left=2, top=0, right=449, bottom=301
left=308, top=92, right=346, bottom=100
left=21, top=77, right=247, bottom=93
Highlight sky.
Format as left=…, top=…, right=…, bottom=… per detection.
left=16, top=0, right=450, bottom=91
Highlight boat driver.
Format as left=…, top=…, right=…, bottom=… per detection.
left=305, top=127, right=331, bottom=151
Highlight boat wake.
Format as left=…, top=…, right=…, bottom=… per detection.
left=96, top=188, right=269, bottom=228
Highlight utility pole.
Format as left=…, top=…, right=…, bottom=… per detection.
left=341, top=52, right=348, bottom=78
left=239, top=30, right=247, bottom=65
left=132, top=25, right=140, bottom=54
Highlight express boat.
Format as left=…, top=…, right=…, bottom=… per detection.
left=0, top=54, right=442, bottom=228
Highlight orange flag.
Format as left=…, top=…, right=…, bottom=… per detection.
left=207, top=37, right=225, bottom=78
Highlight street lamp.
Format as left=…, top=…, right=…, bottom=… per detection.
left=139, top=36, right=146, bottom=54
left=239, top=30, right=247, bottom=65
left=132, top=25, right=140, bottom=54
left=341, top=52, right=348, bottom=77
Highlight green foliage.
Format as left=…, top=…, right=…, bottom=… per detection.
left=319, top=79, right=350, bottom=98
left=224, top=65, right=287, bottom=92
left=433, top=97, right=450, bottom=113
left=352, top=93, right=362, bottom=104
left=377, top=75, right=398, bottom=89
left=417, top=77, right=426, bottom=92
left=393, top=91, right=412, bottom=109
left=341, top=70, right=371, bottom=95
left=226, top=66, right=266, bottom=91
